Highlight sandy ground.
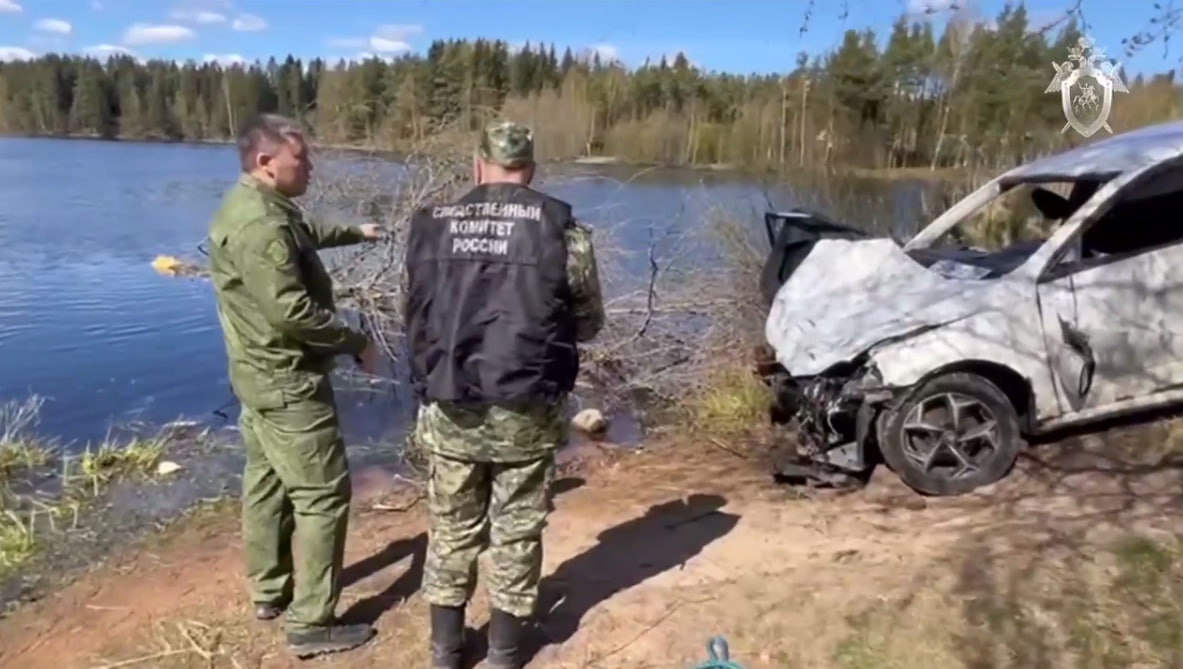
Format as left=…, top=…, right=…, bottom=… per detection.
left=3, top=423, right=1183, bottom=669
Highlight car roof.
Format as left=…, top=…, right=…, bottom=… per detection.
left=998, top=119, right=1183, bottom=186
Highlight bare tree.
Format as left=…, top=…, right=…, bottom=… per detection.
left=307, top=135, right=768, bottom=427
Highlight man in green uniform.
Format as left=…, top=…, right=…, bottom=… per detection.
left=206, top=113, right=383, bottom=659
left=404, top=121, right=605, bottom=669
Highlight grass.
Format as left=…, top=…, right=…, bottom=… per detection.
left=680, top=363, right=773, bottom=441
left=86, top=619, right=254, bottom=669
left=827, top=531, right=1183, bottom=669
left=0, top=395, right=181, bottom=579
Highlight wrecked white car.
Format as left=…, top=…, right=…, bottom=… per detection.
left=760, top=119, right=1183, bottom=496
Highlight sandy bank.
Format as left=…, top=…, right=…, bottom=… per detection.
left=3, top=423, right=1183, bottom=668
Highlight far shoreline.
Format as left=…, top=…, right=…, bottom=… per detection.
left=0, top=131, right=973, bottom=182
left=0, top=131, right=739, bottom=173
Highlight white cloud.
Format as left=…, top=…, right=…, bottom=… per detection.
left=122, top=23, right=196, bottom=45
left=170, top=9, right=226, bottom=24
left=573, top=43, right=623, bottom=65
left=375, top=24, right=423, bottom=40
left=326, top=37, right=366, bottom=49
left=231, top=14, right=266, bottom=31
left=203, top=53, right=244, bottom=66
left=0, top=0, right=20, bottom=14
left=34, top=18, right=72, bottom=35
left=328, top=24, right=423, bottom=55
left=369, top=36, right=410, bottom=54
left=0, top=45, right=35, bottom=60
left=589, top=43, right=618, bottom=61
left=86, top=43, right=136, bottom=58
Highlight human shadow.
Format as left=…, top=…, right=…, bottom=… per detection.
left=548, top=475, right=586, bottom=511
left=337, top=476, right=588, bottom=626
left=338, top=532, right=428, bottom=625
left=465, top=492, right=739, bottom=667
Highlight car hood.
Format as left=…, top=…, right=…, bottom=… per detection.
left=765, top=237, right=997, bottom=377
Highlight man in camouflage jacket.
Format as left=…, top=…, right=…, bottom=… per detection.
left=404, top=121, right=605, bottom=669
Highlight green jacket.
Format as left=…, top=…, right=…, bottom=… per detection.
left=207, top=174, right=369, bottom=410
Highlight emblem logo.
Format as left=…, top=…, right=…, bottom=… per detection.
left=1045, top=35, right=1128, bottom=137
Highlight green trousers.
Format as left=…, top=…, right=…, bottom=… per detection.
left=238, top=375, right=352, bottom=633
left=422, top=450, right=555, bottom=618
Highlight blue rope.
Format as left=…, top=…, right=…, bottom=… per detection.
left=691, top=636, right=746, bottom=669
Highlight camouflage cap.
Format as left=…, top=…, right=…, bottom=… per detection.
left=478, top=120, right=534, bottom=168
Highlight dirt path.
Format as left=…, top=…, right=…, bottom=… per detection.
left=3, top=426, right=1183, bottom=669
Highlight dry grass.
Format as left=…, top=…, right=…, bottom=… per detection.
left=83, top=619, right=254, bottom=669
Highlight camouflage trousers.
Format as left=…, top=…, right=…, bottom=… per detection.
left=422, top=450, right=555, bottom=618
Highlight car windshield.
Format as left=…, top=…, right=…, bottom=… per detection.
left=910, top=179, right=1107, bottom=281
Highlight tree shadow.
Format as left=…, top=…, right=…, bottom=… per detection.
left=337, top=476, right=588, bottom=626
left=844, top=423, right=1183, bottom=668
left=465, top=492, right=739, bottom=668
left=945, top=435, right=1183, bottom=668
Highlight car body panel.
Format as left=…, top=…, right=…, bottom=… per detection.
left=765, top=237, right=1006, bottom=377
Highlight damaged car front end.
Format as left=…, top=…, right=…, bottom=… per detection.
left=756, top=202, right=1042, bottom=495
left=770, top=358, right=895, bottom=487
left=759, top=119, right=1183, bottom=496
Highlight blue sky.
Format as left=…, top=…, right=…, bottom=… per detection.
left=0, top=0, right=1174, bottom=76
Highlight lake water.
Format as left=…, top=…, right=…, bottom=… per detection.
left=0, top=137, right=933, bottom=449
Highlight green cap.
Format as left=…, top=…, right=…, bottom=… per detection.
left=478, top=120, right=534, bottom=168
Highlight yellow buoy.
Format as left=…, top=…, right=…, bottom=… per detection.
left=151, top=255, right=182, bottom=275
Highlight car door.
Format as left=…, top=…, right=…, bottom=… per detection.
left=1036, top=241, right=1183, bottom=415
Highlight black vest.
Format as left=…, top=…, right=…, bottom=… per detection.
left=405, top=183, right=579, bottom=404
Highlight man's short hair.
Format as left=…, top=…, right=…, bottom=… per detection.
left=236, top=114, right=305, bottom=172
left=478, top=120, right=534, bottom=169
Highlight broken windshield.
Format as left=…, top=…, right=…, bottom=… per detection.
left=912, top=180, right=1102, bottom=280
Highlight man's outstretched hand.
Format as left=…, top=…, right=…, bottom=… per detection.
left=359, top=223, right=385, bottom=241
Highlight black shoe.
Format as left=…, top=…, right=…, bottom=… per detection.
left=486, top=609, right=528, bottom=669
left=253, top=600, right=287, bottom=621
left=429, top=604, right=466, bottom=669
left=286, top=622, right=375, bottom=659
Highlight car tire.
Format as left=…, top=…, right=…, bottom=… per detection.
left=878, top=372, right=1022, bottom=496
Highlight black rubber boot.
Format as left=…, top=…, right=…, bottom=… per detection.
left=486, top=609, right=528, bottom=669
left=286, top=621, right=375, bottom=659
left=429, top=604, right=466, bottom=669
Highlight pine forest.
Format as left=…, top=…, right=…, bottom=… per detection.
left=0, top=5, right=1179, bottom=172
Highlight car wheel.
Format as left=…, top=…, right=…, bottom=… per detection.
left=879, top=372, right=1022, bottom=496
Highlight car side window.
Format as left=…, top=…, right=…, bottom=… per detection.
left=1046, top=188, right=1183, bottom=279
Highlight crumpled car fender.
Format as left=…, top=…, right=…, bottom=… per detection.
left=866, top=310, right=1060, bottom=420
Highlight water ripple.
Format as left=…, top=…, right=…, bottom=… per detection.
left=0, top=136, right=809, bottom=446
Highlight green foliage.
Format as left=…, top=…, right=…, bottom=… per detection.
left=0, top=8, right=1179, bottom=170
